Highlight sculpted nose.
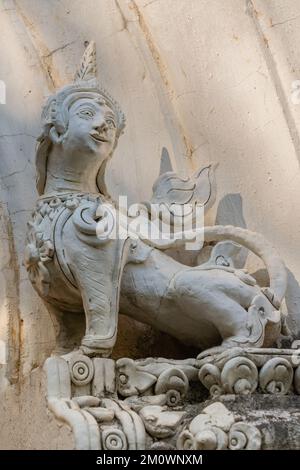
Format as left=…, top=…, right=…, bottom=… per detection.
left=94, top=120, right=107, bottom=133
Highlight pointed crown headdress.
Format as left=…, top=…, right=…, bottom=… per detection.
left=36, top=41, right=126, bottom=195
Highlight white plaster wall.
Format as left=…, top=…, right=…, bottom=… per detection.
left=0, top=0, right=300, bottom=447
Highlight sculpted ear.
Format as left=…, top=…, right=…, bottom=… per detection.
left=49, top=126, right=64, bottom=144
left=35, top=124, right=65, bottom=195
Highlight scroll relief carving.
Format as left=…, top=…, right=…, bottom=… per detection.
left=44, top=354, right=266, bottom=450
left=177, top=402, right=262, bottom=450
left=198, top=347, right=300, bottom=396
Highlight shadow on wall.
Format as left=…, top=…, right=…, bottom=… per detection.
left=215, top=193, right=248, bottom=268
left=49, top=306, right=198, bottom=360
left=113, top=315, right=198, bottom=360
left=285, top=269, right=300, bottom=339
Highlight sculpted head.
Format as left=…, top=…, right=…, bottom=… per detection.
left=36, top=42, right=126, bottom=195
left=65, top=97, right=117, bottom=158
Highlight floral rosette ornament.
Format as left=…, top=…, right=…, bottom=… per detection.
left=24, top=227, right=54, bottom=296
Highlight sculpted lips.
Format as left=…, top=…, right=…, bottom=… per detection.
left=89, top=130, right=109, bottom=143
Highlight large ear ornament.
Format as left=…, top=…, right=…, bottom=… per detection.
left=49, top=126, right=64, bottom=144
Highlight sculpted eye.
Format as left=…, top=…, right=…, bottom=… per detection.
left=106, top=118, right=116, bottom=129
left=79, top=109, right=94, bottom=118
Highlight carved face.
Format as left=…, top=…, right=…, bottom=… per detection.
left=61, top=98, right=117, bottom=160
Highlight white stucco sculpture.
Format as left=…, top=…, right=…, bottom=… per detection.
left=25, top=41, right=288, bottom=357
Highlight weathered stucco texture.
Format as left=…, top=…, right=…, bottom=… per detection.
left=1, top=0, right=300, bottom=448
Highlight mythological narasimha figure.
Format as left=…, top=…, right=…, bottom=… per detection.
left=25, top=42, right=288, bottom=358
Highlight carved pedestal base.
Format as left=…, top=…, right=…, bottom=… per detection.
left=198, top=347, right=300, bottom=396
left=43, top=348, right=300, bottom=450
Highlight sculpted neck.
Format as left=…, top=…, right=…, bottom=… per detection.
left=44, top=145, right=103, bottom=195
